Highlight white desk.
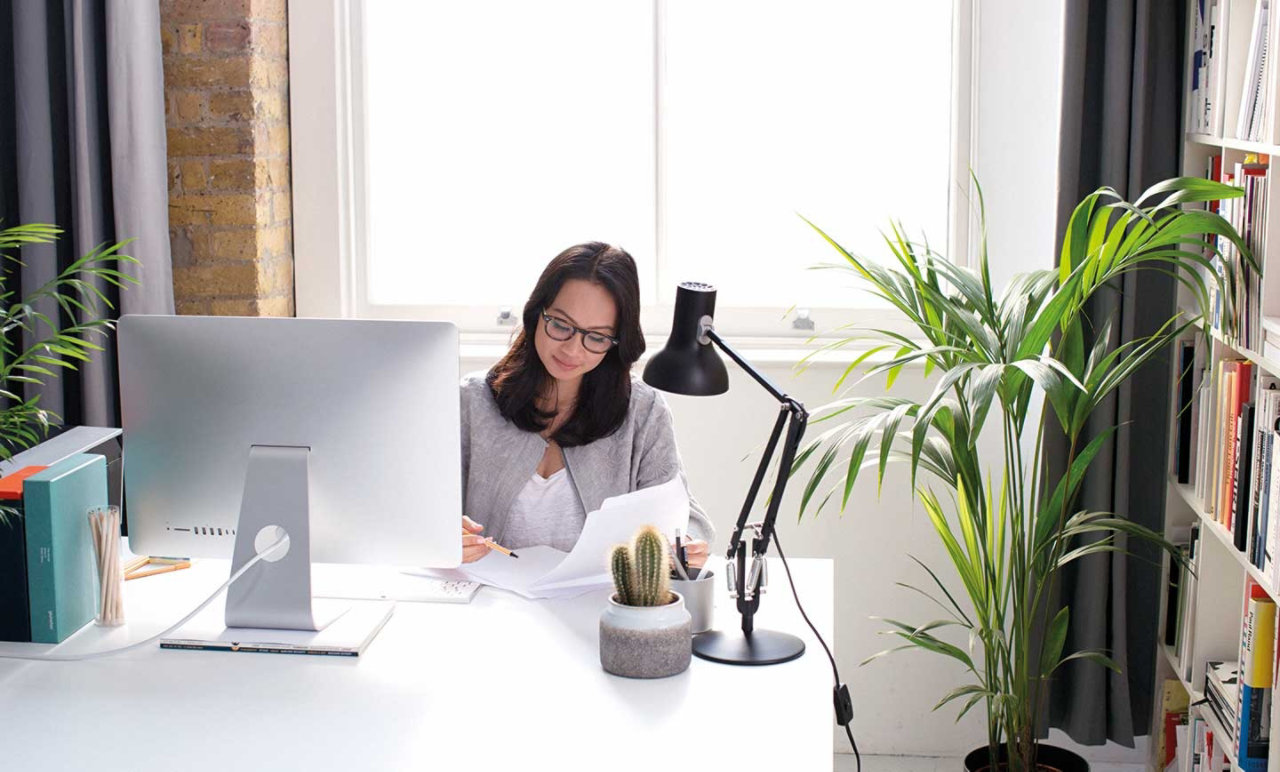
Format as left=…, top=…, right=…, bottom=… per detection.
left=0, top=557, right=832, bottom=771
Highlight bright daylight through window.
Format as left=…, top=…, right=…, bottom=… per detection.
left=360, top=0, right=955, bottom=330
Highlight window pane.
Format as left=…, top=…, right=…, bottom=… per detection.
left=661, top=1, right=954, bottom=309
left=362, top=0, right=656, bottom=308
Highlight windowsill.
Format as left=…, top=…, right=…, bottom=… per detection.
left=459, top=332, right=926, bottom=367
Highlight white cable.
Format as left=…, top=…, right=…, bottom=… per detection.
left=0, top=534, right=288, bottom=662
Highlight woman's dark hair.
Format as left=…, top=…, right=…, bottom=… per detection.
left=487, top=242, right=644, bottom=446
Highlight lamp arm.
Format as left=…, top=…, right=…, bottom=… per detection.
left=724, top=407, right=789, bottom=561
left=703, top=328, right=809, bottom=640
left=705, top=328, right=809, bottom=554
left=705, top=329, right=789, bottom=403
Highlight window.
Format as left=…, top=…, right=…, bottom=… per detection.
left=290, top=1, right=968, bottom=338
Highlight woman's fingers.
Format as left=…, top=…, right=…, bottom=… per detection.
left=684, top=539, right=710, bottom=568
left=460, top=523, right=491, bottom=563
left=462, top=536, right=492, bottom=563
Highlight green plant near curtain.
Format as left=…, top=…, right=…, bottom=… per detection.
left=793, top=177, right=1248, bottom=770
left=0, top=223, right=137, bottom=489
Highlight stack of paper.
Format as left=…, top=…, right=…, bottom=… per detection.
left=459, top=476, right=689, bottom=599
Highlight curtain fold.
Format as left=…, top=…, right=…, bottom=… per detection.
left=1, top=0, right=173, bottom=431
left=1047, top=0, right=1185, bottom=745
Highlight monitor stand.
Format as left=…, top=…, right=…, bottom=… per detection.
left=225, top=445, right=343, bottom=631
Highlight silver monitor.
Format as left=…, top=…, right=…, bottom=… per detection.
left=119, top=315, right=462, bottom=629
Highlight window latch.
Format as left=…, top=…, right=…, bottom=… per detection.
left=496, top=307, right=516, bottom=326
left=792, top=308, right=814, bottom=331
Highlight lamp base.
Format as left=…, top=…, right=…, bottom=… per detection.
left=692, top=628, right=805, bottom=666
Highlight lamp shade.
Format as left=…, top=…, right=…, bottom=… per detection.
left=643, top=282, right=729, bottom=396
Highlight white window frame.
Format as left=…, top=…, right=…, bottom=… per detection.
left=289, top=0, right=977, bottom=348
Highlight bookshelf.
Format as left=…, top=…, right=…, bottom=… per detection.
left=1161, top=2, right=1280, bottom=769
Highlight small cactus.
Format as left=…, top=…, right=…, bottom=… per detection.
left=609, top=524, right=672, bottom=607
left=610, top=544, right=633, bottom=605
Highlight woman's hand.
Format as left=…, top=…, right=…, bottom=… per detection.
left=462, top=515, right=492, bottom=563
left=680, top=539, right=710, bottom=569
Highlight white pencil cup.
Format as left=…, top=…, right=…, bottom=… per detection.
left=89, top=506, right=125, bottom=626
left=670, top=567, right=714, bottom=634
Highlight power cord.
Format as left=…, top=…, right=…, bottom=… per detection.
left=0, top=533, right=288, bottom=662
left=771, top=530, right=860, bottom=772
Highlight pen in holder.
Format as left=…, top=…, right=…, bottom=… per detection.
left=670, top=563, right=714, bottom=634
left=88, top=505, right=124, bottom=626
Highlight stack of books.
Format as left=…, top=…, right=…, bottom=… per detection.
left=1186, top=714, right=1231, bottom=771
left=0, top=454, right=110, bottom=644
left=1175, top=347, right=1280, bottom=586
left=1159, top=679, right=1191, bottom=771
left=1206, top=660, right=1241, bottom=744
left=1163, top=523, right=1202, bottom=682
left=1236, top=579, right=1274, bottom=771
left=1236, top=0, right=1277, bottom=143
left=1209, top=155, right=1268, bottom=352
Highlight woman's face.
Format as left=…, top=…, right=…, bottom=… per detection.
left=534, top=278, right=618, bottom=389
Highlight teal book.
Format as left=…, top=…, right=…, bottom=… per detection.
left=24, top=454, right=108, bottom=644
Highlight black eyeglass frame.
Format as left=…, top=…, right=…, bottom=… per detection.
left=539, top=310, right=620, bottom=354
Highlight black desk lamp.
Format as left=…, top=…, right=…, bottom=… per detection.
left=643, top=282, right=807, bottom=666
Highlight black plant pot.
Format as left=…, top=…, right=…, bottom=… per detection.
left=963, top=744, right=1089, bottom=772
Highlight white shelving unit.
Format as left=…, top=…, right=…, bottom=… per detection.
left=1161, top=2, right=1280, bottom=769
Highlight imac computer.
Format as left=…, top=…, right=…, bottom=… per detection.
left=118, top=315, right=462, bottom=631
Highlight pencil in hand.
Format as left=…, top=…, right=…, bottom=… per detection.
left=461, top=530, right=519, bottom=559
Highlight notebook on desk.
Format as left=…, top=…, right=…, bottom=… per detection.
left=160, top=599, right=393, bottom=657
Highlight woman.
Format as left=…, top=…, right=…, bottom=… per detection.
left=459, top=242, right=712, bottom=567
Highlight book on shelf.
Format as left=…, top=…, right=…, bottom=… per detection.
left=1250, top=381, right=1280, bottom=568
left=0, top=492, right=28, bottom=643
left=1197, top=339, right=1219, bottom=504
left=1190, top=0, right=1222, bottom=135
left=1215, top=361, right=1254, bottom=528
left=1236, top=403, right=1259, bottom=551
left=1161, top=678, right=1192, bottom=770
left=1165, top=536, right=1188, bottom=649
left=0, top=465, right=54, bottom=643
left=23, top=454, right=109, bottom=644
left=1178, top=339, right=1199, bottom=485
left=1237, top=578, right=1275, bottom=770
left=1214, top=160, right=1268, bottom=351
left=1238, top=0, right=1274, bottom=142
left=1178, top=524, right=1203, bottom=681
left=1207, top=660, right=1241, bottom=742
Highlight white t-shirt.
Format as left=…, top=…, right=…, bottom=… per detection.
left=502, top=467, right=587, bottom=551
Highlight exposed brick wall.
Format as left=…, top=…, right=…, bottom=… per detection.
left=159, top=0, right=294, bottom=317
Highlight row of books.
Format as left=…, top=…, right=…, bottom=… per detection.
left=1165, top=523, right=1202, bottom=683
left=0, top=455, right=110, bottom=644
left=1237, top=578, right=1276, bottom=771
left=1173, top=349, right=1280, bottom=584
left=1209, top=155, right=1268, bottom=352
left=1161, top=677, right=1235, bottom=772
left=1191, top=0, right=1223, bottom=136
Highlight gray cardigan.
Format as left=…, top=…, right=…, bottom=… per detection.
left=459, top=372, right=714, bottom=547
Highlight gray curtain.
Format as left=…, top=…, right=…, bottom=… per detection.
left=1, top=0, right=173, bottom=430
left=1046, top=0, right=1185, bottom=745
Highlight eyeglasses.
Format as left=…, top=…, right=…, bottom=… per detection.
left=541, top=311, right=619, bottom=354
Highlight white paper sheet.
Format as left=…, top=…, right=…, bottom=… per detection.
left=457, top=476, right=690, bottom=599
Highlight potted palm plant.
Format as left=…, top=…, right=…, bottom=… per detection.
left=0, top=222, right=137, bottom=520
left=793, top=178, right=1248, bottom=771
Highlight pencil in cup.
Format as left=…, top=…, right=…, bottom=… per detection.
left=461, top=530, right=519, bottom=558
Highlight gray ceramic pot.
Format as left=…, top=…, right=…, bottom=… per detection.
left=599, top=592, right=692, bottom=678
